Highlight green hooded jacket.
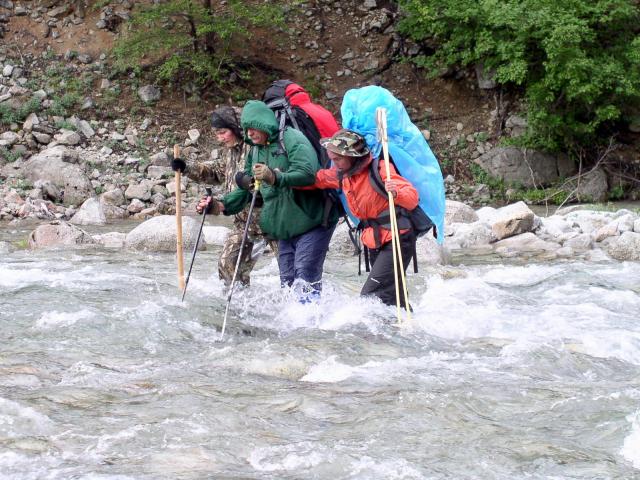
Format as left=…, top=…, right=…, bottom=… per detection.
left=221, top=100, right=328, bottom=240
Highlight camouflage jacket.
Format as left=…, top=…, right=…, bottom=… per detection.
left=185, top=142, right=262, bottom=236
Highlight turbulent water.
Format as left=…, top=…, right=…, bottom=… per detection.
left=1, top=220, right=640, bottom=479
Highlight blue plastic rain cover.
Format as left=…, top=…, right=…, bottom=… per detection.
left=340, top=85, right=445, bottom=243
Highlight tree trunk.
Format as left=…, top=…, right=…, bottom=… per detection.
left=202, top=0, right=216, bottom=54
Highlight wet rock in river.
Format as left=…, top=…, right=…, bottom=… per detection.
left=125, top=215, right=204, bottom=252
left=28, top=220, right=95, bottom=249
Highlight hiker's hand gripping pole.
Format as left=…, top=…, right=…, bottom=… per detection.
left=376, top=108, right=411, bottom=323
left=181, top=187, right=212, bottom=302
left=220, top=179, right=261, bottom=340
left=174, top=144, right=185, bottom=291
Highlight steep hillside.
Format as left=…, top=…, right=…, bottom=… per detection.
left=1, top=0, right=638, bottom=223
left=1, top=0, right=493, bottom=175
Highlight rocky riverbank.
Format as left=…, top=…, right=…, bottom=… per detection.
left=6, top=201, right=638, bottom=264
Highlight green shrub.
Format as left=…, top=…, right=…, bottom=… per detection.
left=398, top=0, right=640, bottom=152
left=49, top=92, right=81, bottom=117
left=113, top=1, right=284, bottom=88
left=54, top=120, right=77, bottom=131
left=0, top=147, right=23, bottom=163
left=469, top=163, right=491, bottom=184
left=0, top=97, right=42, bottom=126
left=509, top=187, right=569, bottom=205
left=608, top=184, right=625, bottom=200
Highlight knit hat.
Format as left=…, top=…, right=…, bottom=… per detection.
left=210, top=106, right=242, bottom=140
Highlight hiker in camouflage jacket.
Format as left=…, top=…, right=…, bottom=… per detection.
left=171, top=106, right=274, bottom=287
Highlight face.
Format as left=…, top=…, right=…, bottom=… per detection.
left=246, top=128, right=268, bottom=145
left=213, top=128, right=238, bottom=148
left=327, top=150, right=355, bottom=172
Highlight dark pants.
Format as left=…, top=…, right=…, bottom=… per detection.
left=360, top=232, right=415, bottom=308
left=277, top=224, right=336, bottom=299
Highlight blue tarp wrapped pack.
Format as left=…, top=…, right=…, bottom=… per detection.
left=341, top=86, right=446, bottom=244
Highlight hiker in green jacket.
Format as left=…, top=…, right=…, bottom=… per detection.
left=200, top=100, right=336, bottom=302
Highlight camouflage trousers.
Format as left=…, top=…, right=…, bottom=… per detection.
left=218, top=229, right=278, bottom=287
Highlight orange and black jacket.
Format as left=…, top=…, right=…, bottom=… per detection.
left=312, top=155, right=418, bottom=250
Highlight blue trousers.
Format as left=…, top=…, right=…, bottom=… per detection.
left=277, top=224, right=335, bottom=296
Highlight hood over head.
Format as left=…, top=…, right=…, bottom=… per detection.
left=240, top=100, right=279, bottom=145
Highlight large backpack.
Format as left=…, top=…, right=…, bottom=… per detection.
left=262, top=79, right=345, bottom=227
left=340, top=86, right=446, bottom=246
left=262, top=79, right=332, bottom=168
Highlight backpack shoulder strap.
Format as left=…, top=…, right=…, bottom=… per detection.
left=368, top=156, right=387, bottom=198
left=276, top=112, right=287, bottom=156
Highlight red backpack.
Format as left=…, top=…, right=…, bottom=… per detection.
left=262, top=79, right=339, bottom=169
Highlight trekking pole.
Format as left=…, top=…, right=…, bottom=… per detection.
left=181, top=187, right=212, bottom=302
left=376, top=108, right=411, bottom=323
left=174, top=144, right=185, bottom=291
left=219, top=180, right=261, bottom=341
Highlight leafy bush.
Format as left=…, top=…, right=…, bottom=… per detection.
left=608, top=184, right=625, bottom=200
left=0, top=147, right=23, bottom=163
left=0, top=97, right=42, bottom=126
left=398, top=0, right=640, bottom=151
left=48, top=92, right=81, bottom=117
left=513, top=187, right=569, bottom=205
left=113, top=0, right=283, bottom=88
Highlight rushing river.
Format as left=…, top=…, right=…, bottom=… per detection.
left=1, top=219, right=640, bottom=479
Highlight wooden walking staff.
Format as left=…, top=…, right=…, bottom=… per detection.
left=376, top=108, right=411, bottom=323
left=174, top=144, right=185, bottom=291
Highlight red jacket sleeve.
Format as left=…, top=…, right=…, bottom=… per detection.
left=314, top=167, right=340, bottom=189
left=297, top=167, right=340, bottom=190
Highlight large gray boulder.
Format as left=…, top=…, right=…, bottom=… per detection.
left=125, top=181, right=153, bottom=201
left=54, top=129, right=81, bottom=146
left=93, top=232, right=126, bottom=248
left=538, top=215, right=574, bottom=240
left=606, top=231, right=640, bottom=261
left=415, top=233, right=447, bottom=265
left=125, top=215, right=205, bottom=251
left=202, top=225, right=230, bottom=246
left=446, top=222, right=493, bottom=249
left=563, top=233, right=593, bottom=251
left=474, top=147, right=575, bottom=188
left=98, top=189, right=128, bottom=219
left=100, top=188, right=126, bottom=206
left=70, top=197, right=107, bottom=225
left=494, top=232, right=560, bottom=257
left=138, top=85, right=161, bottom=104
left=491, top=201, right=536, bottom=241
left=19, top=146, right=93, bottom=206
left=563, top=209, right=612, bottom=235
left=565, top=168, right=609, bottom=203
left=445, top=200, right=478, bottom=225
left=28, top=221, right=95, bottom=249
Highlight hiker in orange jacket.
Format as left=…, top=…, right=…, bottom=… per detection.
left=313, top=129, right=419, bottom=308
